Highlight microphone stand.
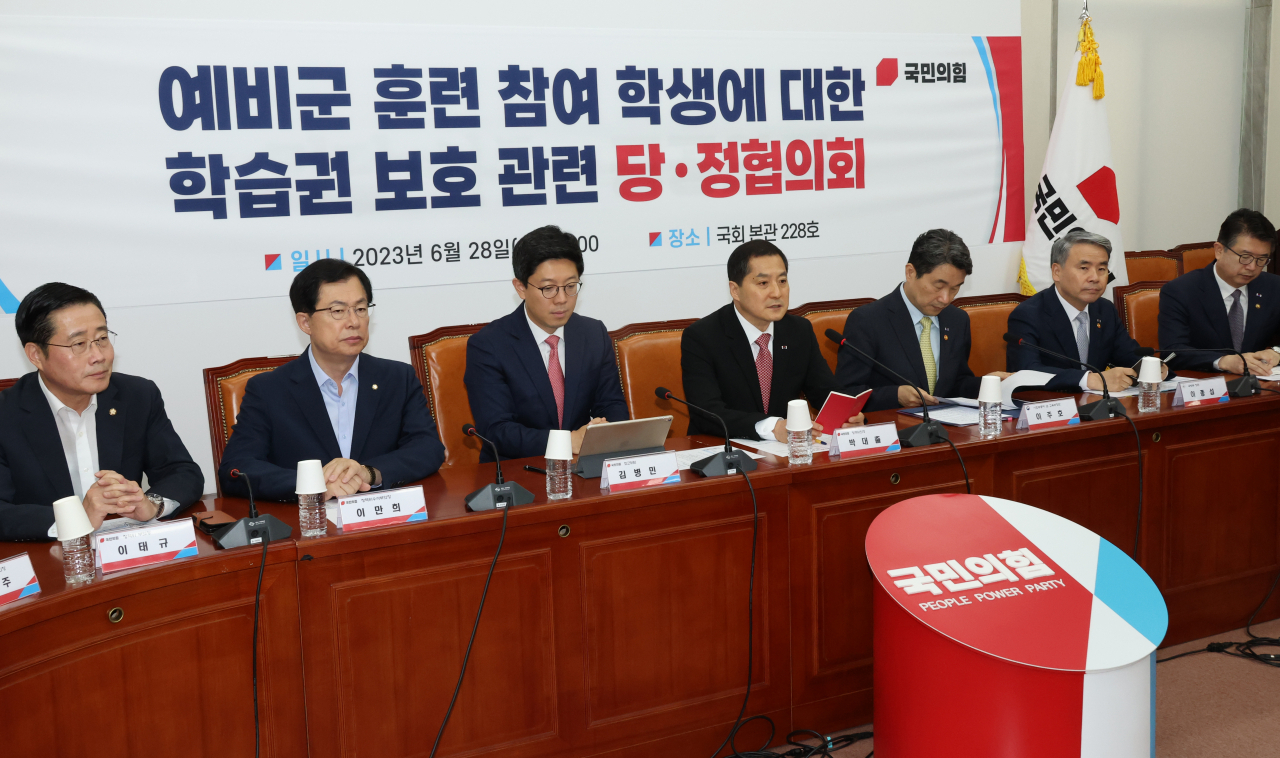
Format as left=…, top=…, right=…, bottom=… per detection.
left=1004, top=333, right=1125, bottom=421
left=823, top=329, right=947, bottom=448
left=462, top=424, right=535, bottom=511
left=655, top=387, right=758, bottom=477
left=214, top=470, right=293, bottom=550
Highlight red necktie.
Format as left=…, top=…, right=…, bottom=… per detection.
left=755, top=332, right=773, bottom=413
left=546, top=334, right=565, bottom=428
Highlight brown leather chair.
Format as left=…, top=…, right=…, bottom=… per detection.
left=1114, top=281, right=1164, bottom=351
left=1124, top=250, right=1181, bottom=283
left=1169, top=241, right=1216, bottom=273
left=611, top=318, right=699, bottom=437
left=0, top=377, right=16, bottom=392
left=203, top=355, right=296, bottom=487
left=408, top=324, right=487, bottom=467
left=954, top=293, right=1029, bottom=376
left=789, top=298, right=876, bottom=373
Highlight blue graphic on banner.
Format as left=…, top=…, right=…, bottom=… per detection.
left=0, top=277, right=19, bottom=314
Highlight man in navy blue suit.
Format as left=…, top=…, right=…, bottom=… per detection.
left=1007, top=228, right=1165, bottom=392
left=837, top=229, right=1007, bottom=412
left=1159, top=208, right=1280, bottom=375
left=219, top=260, right=445, bottom=501
left=465, top=225, right=628, bottom=462
left=0, top=283, right=203, bottom=541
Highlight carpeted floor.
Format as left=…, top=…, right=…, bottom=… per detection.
left=765, top=618, right=1280, bottom=758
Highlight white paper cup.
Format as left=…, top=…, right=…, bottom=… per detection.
left=545, top=429, right=573, bottom=460
left=53, top=495, right=93, bottom=541
left=1138, top=356, right=1163, bottom=384
left=978, top=375, right=1003, bottom=404
left=296, top=459, right=328, bottom=495
left=785, top=398, right=813, bottom=431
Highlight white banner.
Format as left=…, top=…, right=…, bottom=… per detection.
left=0, top=17, right=1024, bottom=312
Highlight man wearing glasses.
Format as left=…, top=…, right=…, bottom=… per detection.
left=0, top=283, right=203, bottom=541
left=465, top=225, right=628, bottom=461
left=1160, top=208, right=1280, bottom=375
left=219, top=259, right=445, bottom=501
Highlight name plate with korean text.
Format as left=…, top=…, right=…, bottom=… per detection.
left=96, top=519, right=198, bottom=574
left=337, top=486, right=428, bottom=532
left=0, top=553, right=40, bottom=606
left=603, top=451, right=681, bottom=493
left=1015, top=398, right=1079, bottom=430
left=1171, top=376, right=1229, bottom=407
left=830, top=422, right=902, bottom=459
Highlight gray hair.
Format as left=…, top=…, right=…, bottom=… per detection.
left=1050, top=228, right=1113, bottom=267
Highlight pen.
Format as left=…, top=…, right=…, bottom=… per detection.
left=524, top=465, right=546, bottom=475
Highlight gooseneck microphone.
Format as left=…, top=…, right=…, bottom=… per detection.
left=213, top=470, right=292, bottom=550
left=1003, top=333, right=1126, bottom=421
left=823, top=329, right=947, bottom=448
left=1148, top=347, right=1261, bottom=397
left=655, top=387, right=758, bottom=476
left=461, top=424, right=534, bottom=511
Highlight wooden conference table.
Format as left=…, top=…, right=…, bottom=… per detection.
left=2, top=377, right=1279, bottom=758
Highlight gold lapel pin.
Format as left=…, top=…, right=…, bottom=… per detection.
left=372, top=384, right=378, bottom=390
left=1256, top=304, right=1261, bottom=309
left=109, top=408, right=117, bottom=416
left=943, top=334, right=949, bottom=341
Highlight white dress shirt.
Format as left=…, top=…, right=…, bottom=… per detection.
left=1054, top=288, right=1095, bottom=392
left=40, top=374, right=175, bottom=539
left=899, top=284, right=941, bottom=361
left=526, top=307, right=567, bottom=374
left=732, top=306, right=781, bottom=441
left=1210, top=265, right=1248, bottom=370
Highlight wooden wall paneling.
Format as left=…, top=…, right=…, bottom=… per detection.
left=566, top=479, right=793, bottom=756
left=298, top=524, right=566, bottom=758
left=786, top=443, right=987, bottom=731
left=0, top=555, right=306, bottom=758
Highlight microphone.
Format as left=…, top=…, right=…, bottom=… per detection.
left=461, top=424, right=534, bottom=511
left=823, top=328, right=947, bottom=448
left=214, top=469, right=292, bottom=550
left=1003, top=333, right=1125, bottom=421
left=655, top=387, right=758, bottom=476
left=1146, top=347, right=1260, bottom=397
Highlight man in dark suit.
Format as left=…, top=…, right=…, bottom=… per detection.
left=1007, top=228, right=1163, bottom=392
left=682, top=240, right=864, bottom=441
left=837, top=229, right=1006, bottom=412
left=465, top=225, right=628, bottom=462
left=0, top=283, right=203, bottom=542
left=1159, top=208, right=1280, bottom=375
left=219, top=260, right=445, bottom=501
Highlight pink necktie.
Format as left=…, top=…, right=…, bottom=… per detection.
left=755, top=333, right=773, bottom=413
left=546, top=334, right=565, bottom=428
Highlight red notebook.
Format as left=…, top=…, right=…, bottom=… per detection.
left=814, top=389, right=873, bottom=432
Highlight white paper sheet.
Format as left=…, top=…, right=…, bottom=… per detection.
left=940, top=370, right=1055, bottom=410
left=674, top=446, right=766, bottom=471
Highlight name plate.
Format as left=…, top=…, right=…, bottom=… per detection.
left=0, top=553, right=40, bottom=606
left=1015, top=398, right=1080, bottom=430
left=830, top=422, right=902, bottom=459
left=1171, top=376, right=1229, bottom=407
left=96, top=519, right=198, bottom=574
left=338, top=486, right=428, bottom=532
left=603, top=451, right=680, bottom=493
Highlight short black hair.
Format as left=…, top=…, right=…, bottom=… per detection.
left=15, top=283, right=105, bottom=355
left=907, top=229, right=973, bottom=276
left=512, top=225, right=584, bottom=283
left=289, top=259, right=373, bottom=314
left=727, top=240, right=789, bottom=285
left=1218, top=208, right=1276, bottom=251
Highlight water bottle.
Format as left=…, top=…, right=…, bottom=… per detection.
left=1139, top=381, right=1160, bottom=413
left=298, top=492, right=326, bottom=538
left=978, top=400, right=1002, bottom=439
left=62, top=534, right=94, bottom=584
left=546, top=458, right=573, bottom=500
left=788, top=429, right=813, bottom=466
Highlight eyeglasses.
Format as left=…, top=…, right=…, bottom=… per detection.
left=1224, top=243, right=1271, bottom=268
left=312, top=304, right=375, bottom=320
left=534, top=282, right=583, bottom=298
left=45, top=330, right=116, bottom=356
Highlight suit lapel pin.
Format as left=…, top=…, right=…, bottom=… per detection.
left=943, top=334, right=949, bottom=341
left=372, top=384, right=378, bottom=390
left=109, top=408, right=116, bottom=416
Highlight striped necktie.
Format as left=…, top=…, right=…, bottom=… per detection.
left=919, top=317, right=937, bottom=395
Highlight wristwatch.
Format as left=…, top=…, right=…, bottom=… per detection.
left=145, top=492, right=166, bottom=520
